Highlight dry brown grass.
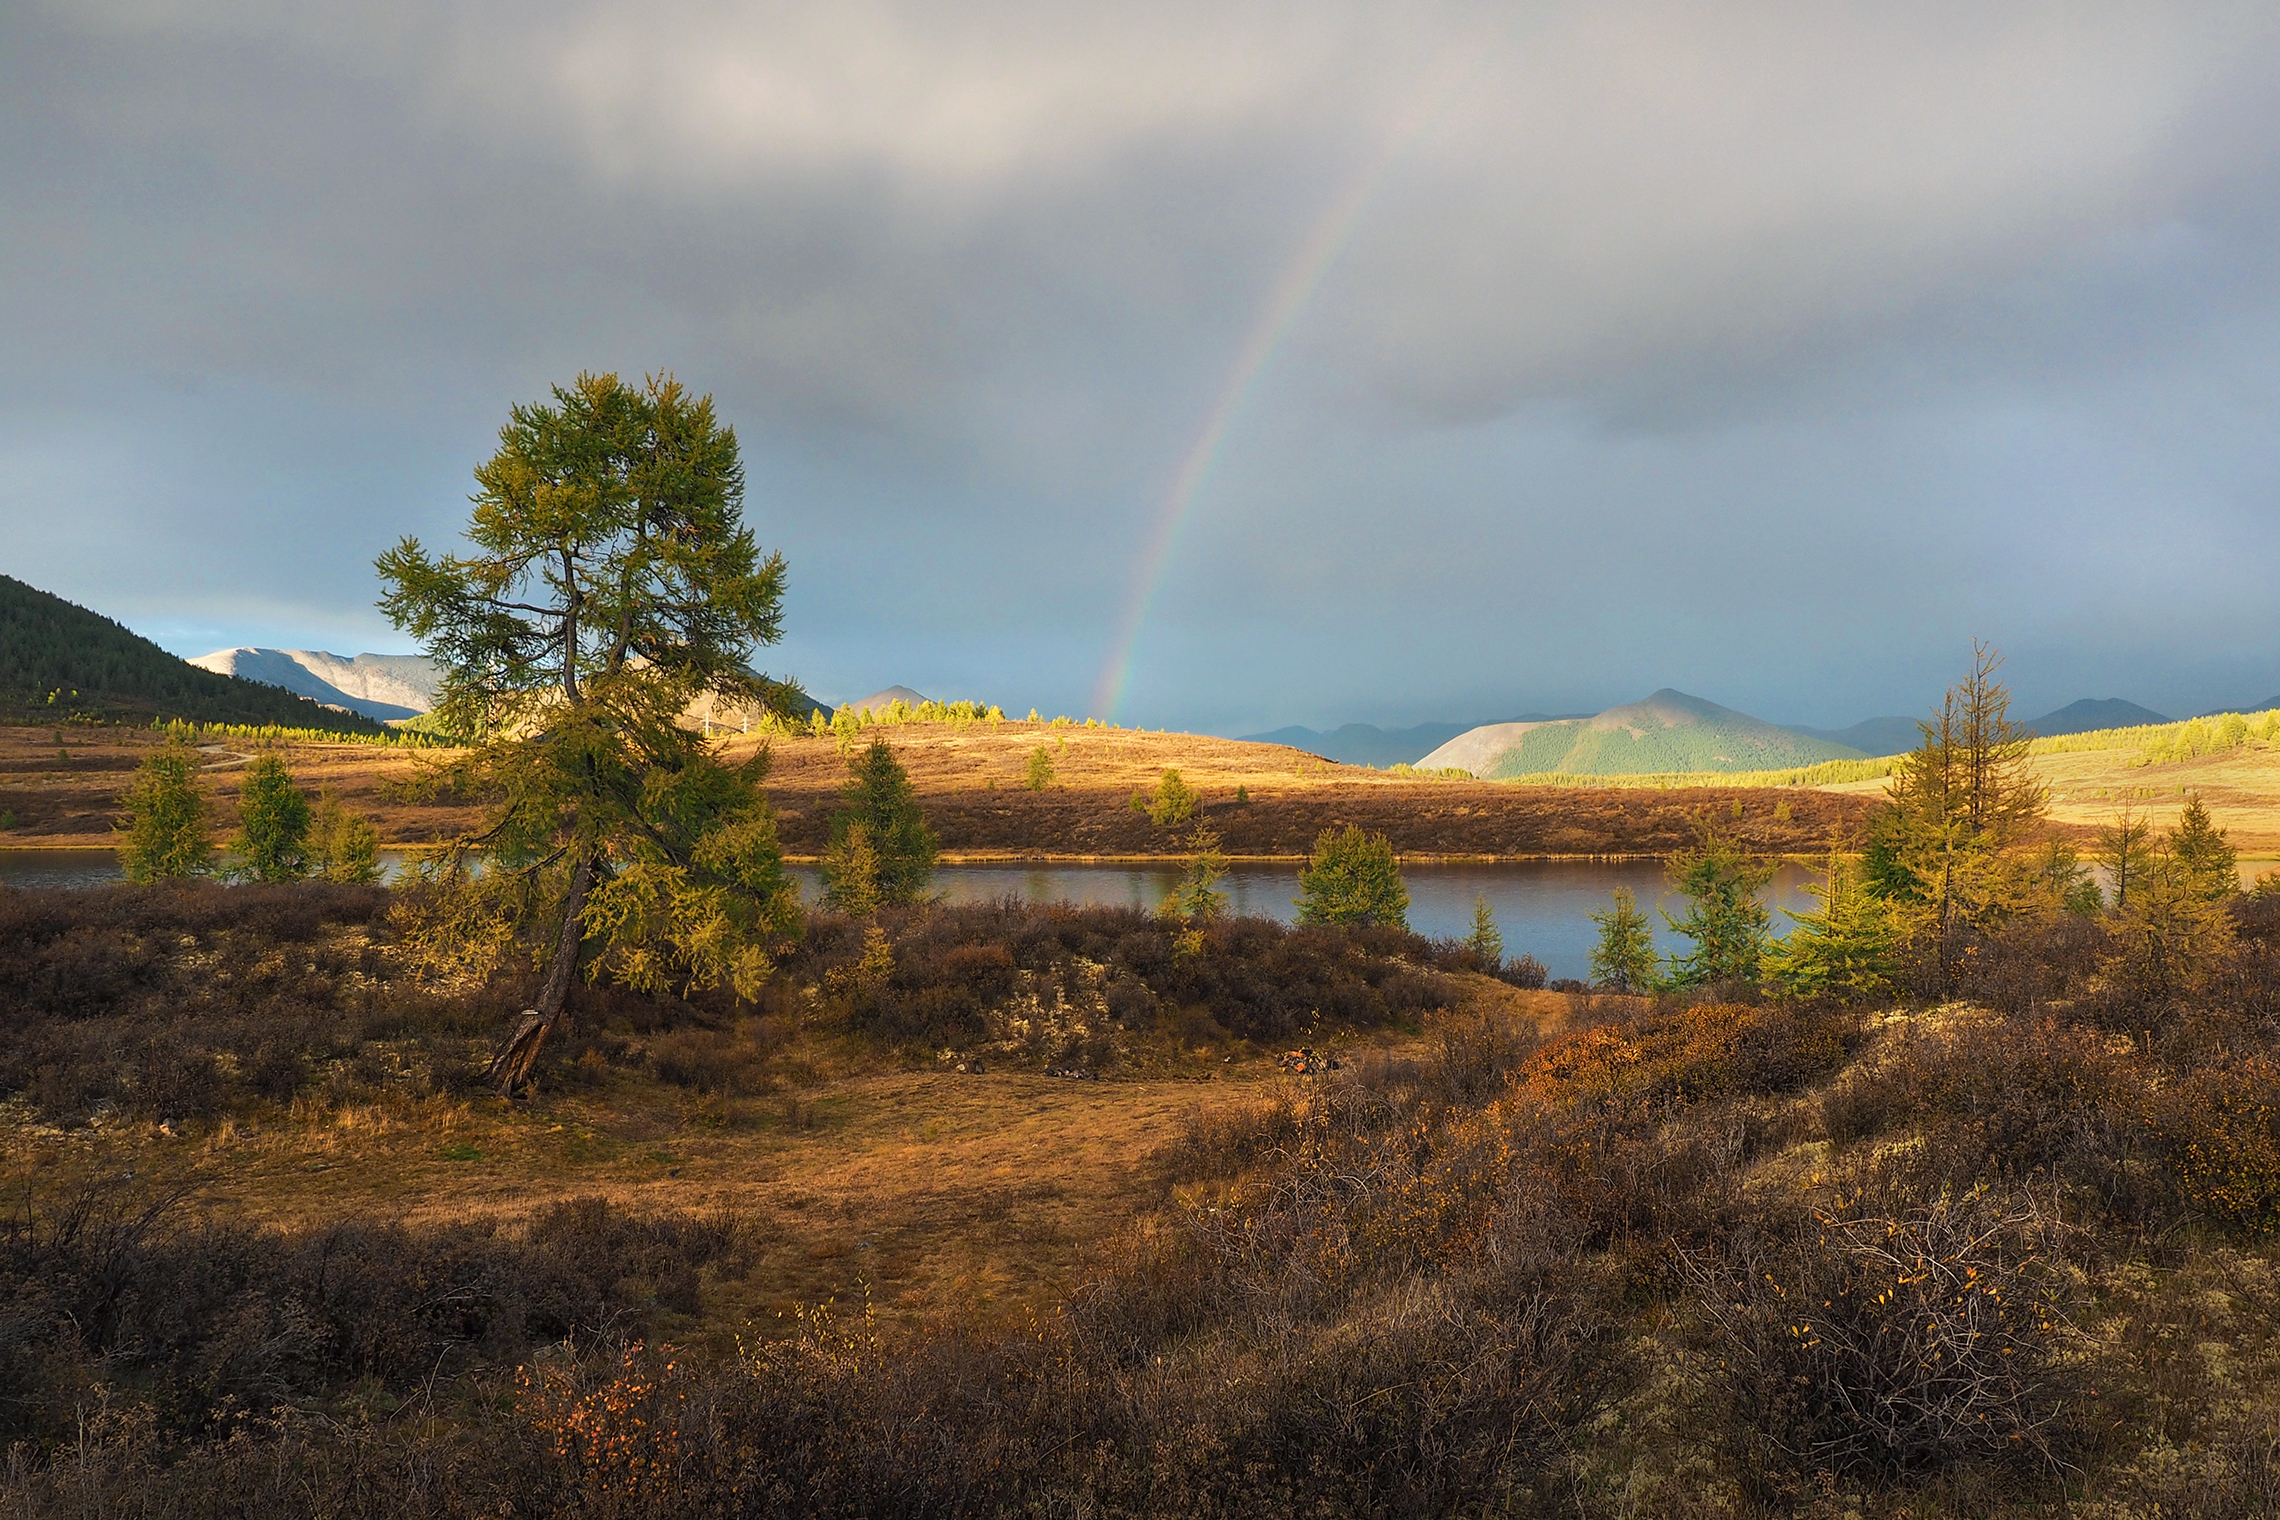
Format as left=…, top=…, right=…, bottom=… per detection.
left=4, top=996, right=1584, bottom=1341
left=0, top=723, right=453, bottom=846
left=18, top=720, right=2280, bottom=865
left=0, top=722, right=1882, bottom=857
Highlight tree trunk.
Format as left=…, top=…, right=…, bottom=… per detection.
left=487, top=854, right=597, bottom=1096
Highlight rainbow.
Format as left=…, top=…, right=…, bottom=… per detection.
left=1088, top=136, right=1413, bottom=724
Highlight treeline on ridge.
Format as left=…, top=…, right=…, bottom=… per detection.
left=0, top=574, right=384, bottom=735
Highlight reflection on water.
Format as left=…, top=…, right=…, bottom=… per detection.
left=4, top=848, right=1828, bottom=982
left=789, top=859, right=1824, bottom=981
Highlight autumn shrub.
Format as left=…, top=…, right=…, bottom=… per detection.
left=1823, top=1015, right=2162, bottom=1219
left=790, top=898, right=1471, bottom=1053
left=1517, top=1000, right=1855, bottom=1111
left=646, top=1025, right=778, bottom=1096
left=1964, top=909, right=2111, bottom=1016
left=2149, top=1056, right=2280, bottom=1234
left=1163, top=1088, right=1309, bottom=1182
left=0, top=1180, right=744, bottom=1450
left=1684, top=1184, right=2081, bottom=1489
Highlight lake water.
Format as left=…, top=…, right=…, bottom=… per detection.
left=0, top=850, right=1823, bottom=981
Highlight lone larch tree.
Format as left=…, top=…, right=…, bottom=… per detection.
left=377, top=371, right=804, bottom=1094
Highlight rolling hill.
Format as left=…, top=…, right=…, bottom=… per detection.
left=0, top=576, right=385, bottom=734
left=1781, top=715, right=1924, bottom=757
left=1419, top=689, right=1866, bottom=778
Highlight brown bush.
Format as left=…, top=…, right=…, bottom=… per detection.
left=789, top=897, right=1472, bottom=1053
left=2150, top=1056, right=2280, bottom=1234
left=1518, top=1000, right=1856, bottom=1111
left=0, top=1178, right=743, bottom=1448
left=1684, top=1184, right=2081, bottom=1490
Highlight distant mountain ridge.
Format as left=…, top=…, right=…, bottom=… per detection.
left=1781, top=716, right=1924, bottom=758
left=1420, top=690, right=1866, bottom=778
left=2024, top=698, right=2170, bottom=736
left=845, top=685, right=931, bottom=713
left=0, top=577, right=384, bottom=734
left=189, top=648, right=439, bottom=722
left=1239, top=716, right=1588, bottom=768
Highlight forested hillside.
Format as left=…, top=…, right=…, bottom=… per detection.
left=0, top=575, right=384, bottom=734
left=1422, top=689, right=1864, bottom=777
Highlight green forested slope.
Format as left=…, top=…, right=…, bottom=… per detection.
left=1422, top=689, right=1865, bottom=778
left=0, top=575, right=383, bottom=734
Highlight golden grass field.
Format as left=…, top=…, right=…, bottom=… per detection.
left=0, top=721, right=1873, bottom=858
left=7, top=712, right=2277, bottom=864
left=1810, top=735, right=2280, bottom=857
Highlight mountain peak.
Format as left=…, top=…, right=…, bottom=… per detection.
left=2024, top=697, right=2170, bottom=736
left=1419, top=690, right=1864, bottom=777
left=845, top=685, right=931, bottom=713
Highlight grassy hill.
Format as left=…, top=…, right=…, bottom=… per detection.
left=0, top=575, right=385, bottom=735
left=1423, top=689, right=1866, bottom=778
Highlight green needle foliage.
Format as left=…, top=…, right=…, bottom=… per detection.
left=1464, top=893, right=1504, bottom=972
left=2034, top=837, right=2103, bottom=917
left=824, top=738, right=937, bottom=909
left=1589, top=886, right=1658, bottom=993
left=1133, top=768, right=1199, bottom=827
left=2106, top=842, right=2238, bottom=1001
left=228, top=754, right=312, bottom=883
left=821, top=822, right=884, bottom=917
left=2169, top=795, right=2239, bottom=903
left=1024, top=745, right=1055, bottom=792
left=1860, top=642, right=2048, bottom=979
left=1662, top=829, right=1775, bottom=989
left=375, top=371, right=803, bottom=1094
left=117, top=741, right=213, bottom=882
left=1163, top=823, right=1230, bottom=926
left=310, top=792, right=384, bottom=884
left=1766, top=849, right=1902, bottom=1001
left=1294, top=825, right=1409, bottom=930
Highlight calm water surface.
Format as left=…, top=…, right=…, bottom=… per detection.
left=4, top=850, right=1821, bottom=981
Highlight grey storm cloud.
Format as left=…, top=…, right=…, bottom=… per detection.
left=6, top=0, right=2280, bottom=731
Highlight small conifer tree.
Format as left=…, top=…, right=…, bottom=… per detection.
left=229, top=753, right=313, bottom=882
left=118, top=741, right=213, bottom=881
left=1766, top=849, right=1902, bottom=1001
left=1463, top=892, right=1503, bottom=971
left=2034, top=837, right=2102, bottom=916
left=1163, top=823, right=1230, bottom=925
left=1132, top=768, right=1198, bottom=827
left=1589, top=887, right=1658, bottom=993
left=1294, top=826, right=1408, bottom=929
left=2097, top=802, right=2153, bottom=911
left=2105, top=843, right=2237, bottom=1001
left=1662, top=829, right=1774, bottom=988
left=2169, top=795, right=2238, bottom=902
left=825, top=739, right=936, bottom=906
left=1025, top=746, right=1055, bottom=792
left=310, top=792, right=384, bottom=884
left=821, top=821, right=883, bottom=916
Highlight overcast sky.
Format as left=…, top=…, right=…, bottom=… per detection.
left=6, top=1, right=2280, bottom=733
